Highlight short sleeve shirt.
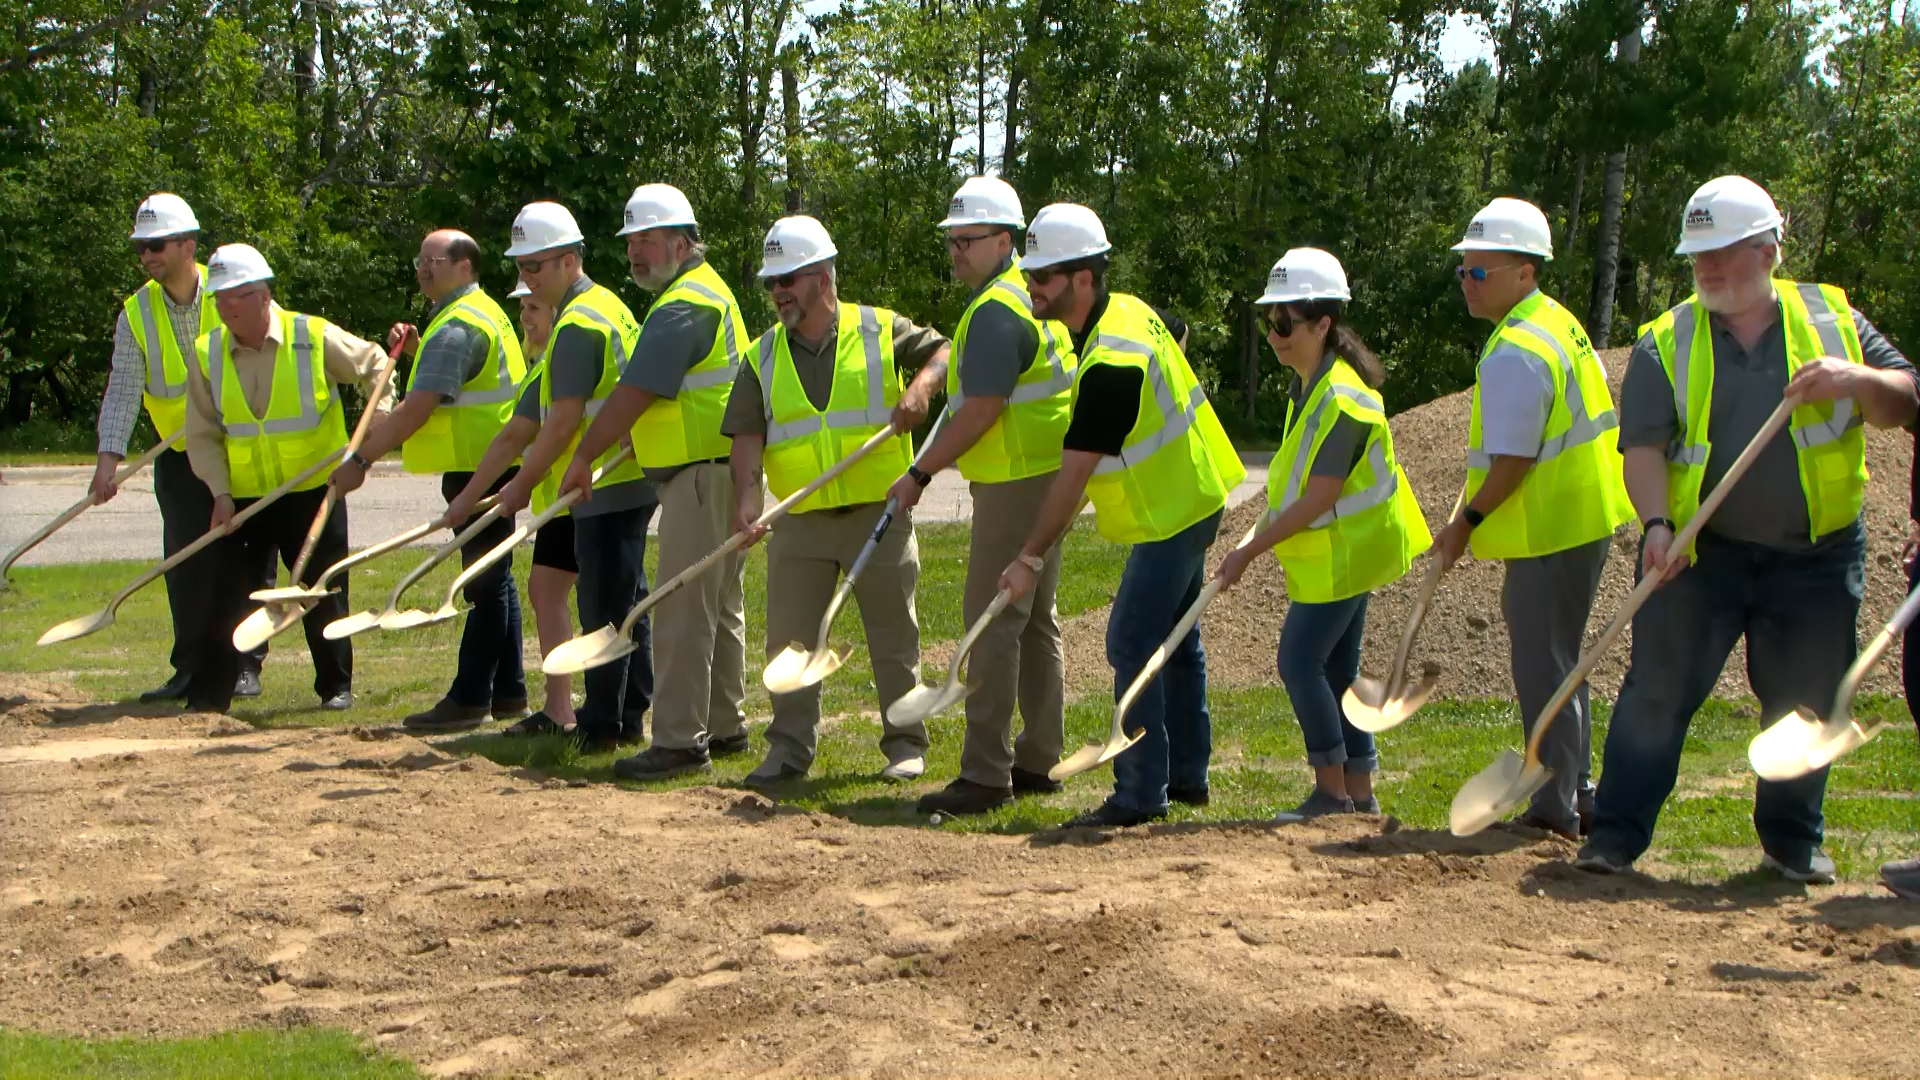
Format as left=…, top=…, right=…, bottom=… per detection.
left=956, top=255, right=1040, bottom=399
left=546, top=274, right=655, bottom=514
left=407, top=282, right=492, bottom=403
left=719, top=310, right=950, bottom=439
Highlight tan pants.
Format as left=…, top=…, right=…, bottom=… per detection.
left=959, top=471, right=1066, bottom=787
left=649, top=464, right=749, bottom=750
left=762, top=502, right=927, bottom=771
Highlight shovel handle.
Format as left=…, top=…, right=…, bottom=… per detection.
left=1383, top=488, right=1465, bottom=699
left=1112, top=518, right=1262, bottom=738
left=311, top=494, right=499, bottom=592
left=1521, top=394, right=1800, bottom=766
left=2, top=430, right=185, bottom=580
left=280, top=344, right=402, bottom=588
left=1828, top=576, right=1920, bottom=726
left=944, top=588, right=1013, bottom=691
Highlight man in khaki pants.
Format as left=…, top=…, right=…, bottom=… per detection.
left=884, top=177, right=1074, bottom=816
left=724, top=215, right=951, bottom=787
left=559, top=184, right=751, bottom=779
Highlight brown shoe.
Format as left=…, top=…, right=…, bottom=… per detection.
left=403, top=698, right=491, bottom=732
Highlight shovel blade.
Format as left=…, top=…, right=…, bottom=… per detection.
left=763, top=644, right=842, bottom=694
left=377, top=609, right=435, bottom=631
left=1048, top=727, right=1142, bottom=782
left=1804, top=718, right=1880, bottom=773
left=542, top=626, right=625, bottom=676
left=323, top=610, right=381, bottom=641
left=232, top=605, right=305, bottom=653
left=1345, top=674, right=1390, bottom=711
left=38, top=609, right=112, bottom=646
left=1346, top=672, right=1441, bottom=734
left=1749, top=708, right=1826, bottom=781
left=411, top=606, right=462, bottom=629
left=885, top=685, right=944, bottom=728
left=250, top=585, right=332, bottom=602
left=1450, top=750, right=1552, bottom=836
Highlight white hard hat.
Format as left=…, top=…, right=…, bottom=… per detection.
left=130, top=193, right=199, bottom=240
left=1021, top=203, right=1111, bottom=270
left=1675, top=175, right=1785, bottom=255
left=505, top=201, right=585, bottom=257
left=939, top=176, right=1025, bottom=229
left=759, top=215, right=837, bottom=278
left=205, top=243, right=274, bottom=293
left=1452, top=197, right=1554, bottom=260
left=1257, top=248, right=1351, bottom=305
left=618, top=183, right=698, bottom=236
left=508, top=280, right=531, bottom=298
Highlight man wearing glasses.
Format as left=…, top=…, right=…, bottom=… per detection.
left=94, top=194, right=268, bottom=705
left=998, top=203, right=1245, bottom=829
left=1431, top=197, right=1633, bottom=841
left=446, top=201, right=657, bottom=754
left=558, top=184, right=754, bottom=781
left=880, top=177, right=1076, bottom=817
left=1578, top=176, right=1918, bottom=883
left=722, top=215, right=951, bottom=788
left=328, top=230, right=528, bottom=733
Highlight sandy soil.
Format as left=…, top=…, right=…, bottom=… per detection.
left=2, top=679, right=1916, bottom=1077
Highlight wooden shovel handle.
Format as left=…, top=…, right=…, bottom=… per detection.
left=1, top=430, right=185, bottom=579
left=282, top=343, right=402, bottom=585
left=1113, top=519, right=1262, bottom=736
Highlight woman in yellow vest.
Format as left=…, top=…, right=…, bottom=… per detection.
left=510, top=281, right=581, bottom=735
left=1215, top=249, right=1431, bottom=822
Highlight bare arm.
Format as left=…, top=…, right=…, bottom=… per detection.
left=998, top=449, right=1101, bottom=600
left=882, top=393, right=1004, bottom=511
left=1215, top=474, right=1344, bottom=588
left=444, top=415, right=540, bottom=525
left=558, top=384, right=660, bottom=503
left=729, top=433, right=768, bottom=543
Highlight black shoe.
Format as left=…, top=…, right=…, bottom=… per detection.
left=320, top=690, right=352, bottom=712
left=708, top=732, right=752, bottom=757
left=233, top=669, right=262, bottom=699
left=186, top=699, right=232, bottom=715
left=743, top=760, right=806, bottom=790
left=1062, top=801, right=1165, bottom=829
left=139, top=672, right=191, bottom=703
left=918, top=779, right=1013, bottom=817
left=614, top=744, right=713, bottom=782
left=1167, top=785, right=1209, bottom=807
left=571, top=728, right=624, bottom=755
left=404, top=699, right=491, bottom=732
left=491, top=695, right=530, bottom=720
left=1011, top=766, right=1063, bottom=795
left=1512, top=812, right=1579, bottom=842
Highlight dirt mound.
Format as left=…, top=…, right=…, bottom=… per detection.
left=1067, top=349, right=1916, bottom=702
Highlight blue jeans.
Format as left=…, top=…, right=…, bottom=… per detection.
left=1277, top=593, right=1376, bottom=773
left=1106, top=509, right=1223, bottom=814
left=1589, top=523, right=1863, bottom=867
left=572, top=503, right=656, bottom=742
left=443, top=471, right=526, bottom=708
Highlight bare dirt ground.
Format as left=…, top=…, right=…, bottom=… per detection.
left=3, top=677, right=1917, bottom=1077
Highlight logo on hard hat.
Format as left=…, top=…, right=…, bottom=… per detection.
left=625, top=209, right=637, bottom=225
left=1467, top=220, right=1485, bottom=238
left=765, top=239, right=784, bottom=256
left=950, top=198, right=968, bottom=217
left=1685, top=207, right=1714, bottom=231
left=138, top=208, right=159, bottom=222
left=512, top=225, right=527, bottom=240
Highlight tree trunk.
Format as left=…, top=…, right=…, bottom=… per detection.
left=319, top=5, right=338, bottom=162
left=1586, top=24, right=1640, bottom=348
left=1000, top=35, right=1022, bottom=177
left=781, top=54, right=803, bottom=214
left=975, top=4, right=987, bottom=175
left=1238, top=295, right=1259, bottom=423
left=1482, top=0, right=1527, bottom=190
left=293, top=2, right=316, bottom=156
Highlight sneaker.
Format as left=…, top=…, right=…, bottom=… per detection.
left=744, top=759, right=806, bottom=790
left=880, top=756, right=926, bottom=782
left=233, top=669, right=263, bottom=699
left=708, top=732, right=752, bottom=758
left=1879, top=856, right=1920, bottom=900
left=1011, top=766, right=1063, bottom=795
left=613, top=744, right=712, bottom=782
left=403, top=698, right=491, bottom=732
left=320, top=690, right=353, bottom=712
left=1572, top=842, right=1633, bottom=875
left=1062, top=801, right=1165, bottom=829
left=1167, top=785, right=1209, bottom=807
left=1762, top=848, right=1837, bottom=886
left=917, top=779, right=1013, bottom=817
left=491, top=696, right=530, bottom=720
left=1352, top=795, right=1381, bottom=814
left=139, top=673, right=191, bottom=703
left=1272, top=789, right=1356, bottom=824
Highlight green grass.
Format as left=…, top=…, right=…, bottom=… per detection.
left=0, top=1027, right=417, bottom=1078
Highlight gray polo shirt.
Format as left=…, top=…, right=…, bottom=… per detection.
left=546, top=274, right=656, bottom=516
left=955, top=254, right=1040, bottom=399
left=618, top=253, right=729, bottom=485
left=1286, top=351, right=1368, bottom=479
left=719, top=308, right=949, bottom=437
left=1618, top=301, right=1914, bottom=550
left=1474, top=290, right=1556, bottom=458
left=407, top=282, right=492, bottom=403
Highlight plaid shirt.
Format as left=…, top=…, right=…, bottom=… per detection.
left=98, top=282, right=205, bottom=456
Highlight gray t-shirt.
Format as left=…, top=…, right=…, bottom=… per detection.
left=1287, top=351, right=1369, bottom=479
left=720, top=310, right=950, bottom=438
left=1475, top=297, right=1557, bottom=458
left=408, top=282, right=492, bottom=402
left=618, top=255, right=729, bottom=484
left=1618, top=303, right=1914, bottom=550
left=546, top=274, right=656, bottom=516
left=956, top=255, right=1040, bottom=399
left=513, top=370, right=542, bottom=422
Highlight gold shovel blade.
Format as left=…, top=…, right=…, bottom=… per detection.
left=376, top=609, right=436, bottom=631
left=762, top=645, right=844, bottom=694
left=250, top=585, right=332, bottom=602
left=1749, top=708, right=1827, bottom=781
left=542, top=626, right=625, bottom=676
left=232, top=603, right=308, bottom=653
left=322, top=610, right=382, bottom=641
left=1449, top=750, right=1553, bottom=836
left=1048, top=726, right=1142, bottom=783
left=38, top=608, right=114, bottom=646
left=885, top=685, right=946, bottom=728
left=1345, top=671, right=1441, bottom=734
left=1803, top=718, right=1883, bottom=773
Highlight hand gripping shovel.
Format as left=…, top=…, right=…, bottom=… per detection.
left=763, top=415, right=947, bottom=694
left=37, top=434, right=363, bottom=646
left=1051, top=519, right=1263, bottom=782
left=1748, top=579, right=1912, bottom=781
left=379, top=446, right=637, bottom=633
left=1343, top=491, right=1463, bottom=733
left=542, top=425, right=907, bottom=677
left=885, top=588, right=1012, bottom=728
left=232, top=350, right=401, bottom=652
left=2, top=430, right=184, bottom=590
left=1450, top=395, right=1800, bottom=836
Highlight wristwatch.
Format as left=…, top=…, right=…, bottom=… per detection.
left=1016, top=553, right=1045, bottom=573
left=347, top=451, right=373, bottom=472
left=1462, top=506, right=1485, bottom=528
left=1642, top=516, right=1677, bottom=534
left=907, top=465, right=933, bottom=488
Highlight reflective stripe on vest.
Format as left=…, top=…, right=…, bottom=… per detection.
left=201, top=309, right=346, bottom=497
left=947, top=279, right=1074, bottom=409
left=1464, top=319, right=1618, bottom=469
left=441, top=297, right=521, bottom=407
left=758, top=303, right=914, bottom=512
left=541, top=284, right=646, bottom=490
left=127, top=265, right=217, bottom=439
left=1274, top=381, right=1402, bottom=527
left=759, top=306, right=892, bottom=441
left=630, top=264, right=743, bottom=469
left=947, top=265, right=1077, bottom=483
left=671, top=277, right=744, bottom=391
left=207, top=317, right=324, bottom=437
left=1088, top=333, right=1208, bottom=477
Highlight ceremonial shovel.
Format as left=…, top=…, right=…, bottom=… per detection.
left=1051, top=519, right=1263, bottom=782
left=885, top=588, right=1012, bottom=728
left=543, top=424, right=907, bottom=677
left=1, top=430, right=185, bottom=590
left=1342, top=492, right=1463, bottom=733
left=1450, top=395, right=1800, bottom=836
left=1747, top=578, right=1913, bottom=781
left=231, top=347, right=401, bottom=652
left=322, top=498, right=513, bottom=640
left=763, top=416, right=947, bottom=694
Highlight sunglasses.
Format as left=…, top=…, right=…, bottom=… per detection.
left=1455, top=264, right=1522, bottom=282
left=1262, top=305, right=1301, bottom=337
left=133, top=237, right=176, bottom=254
left=515, top=254, right=563, bottom=274
left=1024, top=267, right=1072, bottom=287
left=761, top=268, right=815, bottom=291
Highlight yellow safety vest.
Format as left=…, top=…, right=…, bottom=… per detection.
left=520, top=348, right=565, bottom=518
left=1076, top=293, right=1245, bottom=544
left=541, top=283, right=647, bottom=491
left=1644, top=280, right=1868, bottom=556
left=197, top=308, right=347, bottom=498
left=947, top=258, right=1077, bottom=483
left=1267, top=358, right=1431, bottom=603
left=630, top=260, right=745, bottom=468
left=1463, top=290, right=1633, bottom=559
left=402, top=287, right=527, bottom=475
left=124, top=265, right=219, bottom=440
left=758, top=303, right=914, bottom=513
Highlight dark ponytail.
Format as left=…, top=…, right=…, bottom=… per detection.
left=1294, top=298, right=1385, bottom=388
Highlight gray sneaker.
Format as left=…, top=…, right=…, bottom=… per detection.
left=1272, top=789, right=1356, bottom=823
left=1763, top=848, right=1837, bottom=885
left=1352, top=795, right=1381, bottom=814
left=1879, top=856, right=1920, bottom=899
left=1573, top=843, right=1633, bottom=875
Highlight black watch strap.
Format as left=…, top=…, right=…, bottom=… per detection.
left=1462, top=505, right=1485, bottom=528
left=1643, top=516, right=1677, bottom=534
left=348, top=451, right=373, bottom=471
left=907, top=465, right=933, bottom=488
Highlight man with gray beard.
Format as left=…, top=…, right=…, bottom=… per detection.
left=1577, top=175, right=1918, bottom=884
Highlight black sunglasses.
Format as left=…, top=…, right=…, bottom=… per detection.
left=1024, top=266, right=1070, bottom=286
left=1262, top=305, right=1301, bottom=337
left=133, top=237, right=176, bottom=254
left=761, top=268, right=815, bottom=290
